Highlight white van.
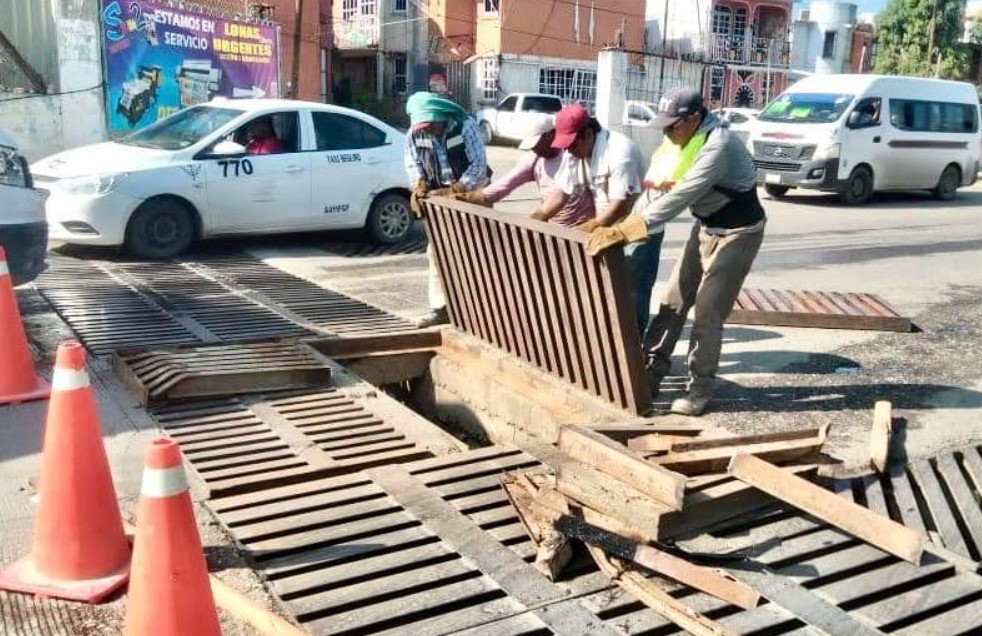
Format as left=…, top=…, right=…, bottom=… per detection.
left=749, top=74, right=981, bottom=205
left=0, top=128, right=47, bottom=285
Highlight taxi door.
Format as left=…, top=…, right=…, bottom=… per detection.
left=202, top=110, right=312, bottom=233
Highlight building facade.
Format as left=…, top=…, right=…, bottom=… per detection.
left=646, top=0, right=792, bottom=108
left=791, top=2, right=872, bottom=76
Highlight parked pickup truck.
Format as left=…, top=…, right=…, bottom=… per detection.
left=476, top=93, right=563, bottom=144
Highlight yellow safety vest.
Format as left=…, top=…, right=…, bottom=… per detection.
left=643, top=131, right=710, bottom=184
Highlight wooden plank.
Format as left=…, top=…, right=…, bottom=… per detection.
left=909, top=459, right=970, bottom=557
left=587, top=546, right=738, bottom=636
left=559, top=425, right=685, bottom=510
left=726, top=567, right=889, bottom=636
left=306, top=331, right=442, bottom=357
left=648, top=425, right=829, bottom=475
left=368, top=465, right=621, bottom=636
left=553, top=514, right=760, bottom=609
left=555, top=462, right=667, bottom=541
left=590, top=421, right=706, bottom=441
left=870, top=401, right=893, bottom=472
left=664, top=426, right=826, bottom=453
left=728, top=454, right=926, bottom=564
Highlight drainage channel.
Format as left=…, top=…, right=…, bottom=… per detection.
left=200, top=443, right=982, bottom=636
left=34, top=253, right=415, bottom=356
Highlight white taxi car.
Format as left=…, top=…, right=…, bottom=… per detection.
left=32, top=99, right=413, bottom=258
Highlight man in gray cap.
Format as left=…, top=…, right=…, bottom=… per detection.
left=584, top=86, right=765, bottom=416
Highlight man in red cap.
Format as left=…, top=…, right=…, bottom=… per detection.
left=534, top=102, right=660, bottom=338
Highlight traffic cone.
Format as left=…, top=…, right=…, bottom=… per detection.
left=124, top=437, right=221, bottom=636
left=0, top=246, right=49, bottom=404
left=0, top=341, right=130, bottom=602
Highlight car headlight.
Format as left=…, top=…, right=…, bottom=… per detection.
left=812, top=143, right=841, bottom=160
left=0, top=146, right=31, bottom=188
left=58, top=173, right=127, bottom=196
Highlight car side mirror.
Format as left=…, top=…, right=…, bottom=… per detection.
left=211, top=140, right=247, bottom=157
left=847, top=111, right=862, bottom=128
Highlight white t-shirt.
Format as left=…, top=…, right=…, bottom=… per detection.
left=553, top=128, right=644, bottom=212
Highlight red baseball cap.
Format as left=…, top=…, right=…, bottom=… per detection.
left=551, top=103, right=591, bottom=149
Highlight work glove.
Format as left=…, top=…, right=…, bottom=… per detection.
left=449, top=181, right=468, bottom=194
left=643, top=179, right=676, bottom=192
left=410, top=178, right=429, bottom=218
left=575, top=219, right=600, bottom=233
left=530, top=209, right=549, bottom=221
left=585, top=214, right=649, bottom=256
left=458, top=189, right=491, bottom=208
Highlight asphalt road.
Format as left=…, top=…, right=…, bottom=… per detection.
left=47, top=145, right=982, bottom=468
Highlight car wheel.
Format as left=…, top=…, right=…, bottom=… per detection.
left=124, top=198, right=195, bottom=259
left=479, top=121, right=494, bottom=145
left=933, top=164, right=960, bottom=201
left=764, top=184, right=790, bottom=199
left=367, top=193, right=413, bottom=244
left=839, top=166, right=873, bottom=206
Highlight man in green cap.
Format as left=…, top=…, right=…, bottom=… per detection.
left=404, top=91, right=490, bottom=327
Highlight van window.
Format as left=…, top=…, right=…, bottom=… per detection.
left=889, top=99, right=979, bottom=133
left=758, top=92, right=854, bottom=123
left=848, top=97, right=881, bottom=128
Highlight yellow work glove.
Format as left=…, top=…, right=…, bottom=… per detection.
left=585, top=214, right=649, bottom=256
left=575, top=219, right=600, bottom=233
left=429, top=187, right=455, bottom=198
left=449, top=181, right=468, bottom=194
left=410, top=178, right=429, bottom=218
left=459, top=189, right=491, bottom=208
left=530, top=209, right=549, bottom=221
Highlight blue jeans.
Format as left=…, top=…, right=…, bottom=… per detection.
left=624, top=231, right=665, bottom=338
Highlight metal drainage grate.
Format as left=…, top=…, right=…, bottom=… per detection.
left=34, top=257, right=200, bottom=355
left=152, top=388, right=440, bottom=497
left=727, top=288, right=912, bottom=332
left=204, top=446, right=982, bottom=636
left=196, top=257, right=417, bottom=335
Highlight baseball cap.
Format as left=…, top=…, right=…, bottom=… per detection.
left=551, top=103, right=591, bottom=149
left=518, top=119, right=555, bottom=150
left=652, top=86, right=704, bottom=129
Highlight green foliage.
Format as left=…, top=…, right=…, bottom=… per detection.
left=873, top=0, right=970, bottom=79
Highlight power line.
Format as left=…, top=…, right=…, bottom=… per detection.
left=0, top=83, right=104, bottom=102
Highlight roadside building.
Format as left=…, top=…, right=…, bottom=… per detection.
left=790, top=2, right=874, bottom=76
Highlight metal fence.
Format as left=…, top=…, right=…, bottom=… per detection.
left=421, top=197, right=651, bottom=415
left=624, top=49, right=721, bottom=106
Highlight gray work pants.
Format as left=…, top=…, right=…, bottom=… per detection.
left=642, top=221, right=764, bottom=391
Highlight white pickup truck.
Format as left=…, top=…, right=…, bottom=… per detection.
left=476, top=93, right=563, bottom=144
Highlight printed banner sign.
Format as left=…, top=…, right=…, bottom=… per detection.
left=100, top=0, right=281, bottom=132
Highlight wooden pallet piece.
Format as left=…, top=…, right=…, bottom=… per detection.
left=727, top=288, right=911, bottom=332
left=587, top=546, right=738, bottom=636
left=552, top=513, right=760, bottom=610
left=869, top=401, right=894, bottom=472
left=728, top=454, right=926, bottom=564
left=558, top=425, right=686, bottom=510
left=500, top=473, right=572, bottom=581
left=367, top=465, right=622, bottom=636
left=647, top=424, right=829, bottom=475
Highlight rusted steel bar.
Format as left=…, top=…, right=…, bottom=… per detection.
left=421, top=197, right=651, bottom=414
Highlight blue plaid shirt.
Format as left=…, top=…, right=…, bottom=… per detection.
left=404, top=117, right=489, bottom=191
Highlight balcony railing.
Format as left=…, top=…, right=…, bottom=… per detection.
left=334, top=14, right=380, bottom=49
left=708, top=33, right=790, bottom=67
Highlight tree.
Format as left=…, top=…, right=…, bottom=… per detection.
left=873, top=0, right=969, bottom=79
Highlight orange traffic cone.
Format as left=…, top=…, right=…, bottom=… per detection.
left=0, top=246, right=49, bottom=404
left=124, top=438, right=221, bottom=636
left=0, top=341, right=130, bottom=602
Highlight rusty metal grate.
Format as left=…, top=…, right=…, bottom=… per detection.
left=113, top=342, right=333, bottom=406
left=151, top=387, right=447, bottom=497
left=727, top=288, right=912, bottom=332
left=196, top=257, right=417, bottom=335
left=34, top=257, right=201, bottom=355
left=422, top=199, right=650, bottom=415
left=203, top=445, right=982, bottom=636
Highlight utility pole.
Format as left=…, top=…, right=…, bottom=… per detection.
left=291, top=0, right=306, bottom=98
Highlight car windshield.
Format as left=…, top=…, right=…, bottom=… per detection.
left=758, top=93, right=855, bottom=123
left=118, top=105, right=243, bottom=150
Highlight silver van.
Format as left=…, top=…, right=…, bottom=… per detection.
left=0, top=127, right=47, bottom=284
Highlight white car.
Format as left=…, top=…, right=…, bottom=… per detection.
left=32, top=99, right=413, bottom=259
left=0, top=127, right=47, bottom=285
left=712, top=107, right=760, bottom=146
left=476, top=93, right=563, bottom=144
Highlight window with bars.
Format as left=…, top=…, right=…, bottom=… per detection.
left=483, top=0, right=499, bottom=14
left=480, top=57, right=499, bottom=101
left=711, top=6, right=732, bottom=35
left=393, top=53, right=407, bottom=94
left=538, top=67, right=597, bottom=109
left=361, top=0, right=376, bottom=16
left=394, top=0, right=407, bottom=12
left=733, top=8, right=747, bottom=43
left=709, top=67, right=725, bottom=102
left=342, top=0, right=357, bottom=19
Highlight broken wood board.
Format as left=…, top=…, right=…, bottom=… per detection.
left=558, top=425, right=686, bottom=510
left=726, top=288, right=911, bottom=332
left=113, top=342, right=332, bottom=406
left=590, top=422, right=707, bottom=444
left=869, top=401, right=893, bottom=472
left=728, top=454, right=927, bottom=564
left=554, top=514, right=760, bottom=609
left=587, top=546, right=739, bottom=636
left=500, top=473, right=572, bottom=580
left=647, top=424, right=830, bottom=475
